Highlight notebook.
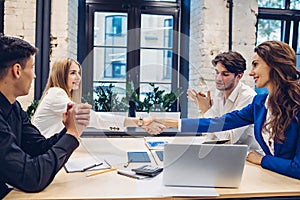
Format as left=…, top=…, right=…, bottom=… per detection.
left=163, top=144, right=247, bottom=188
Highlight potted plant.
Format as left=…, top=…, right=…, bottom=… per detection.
left=90, top=82, right=183, bottom=114
left=26, top=99, right=39, bottom=120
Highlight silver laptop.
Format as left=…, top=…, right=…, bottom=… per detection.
left=163, top=144, right=247, bottom=188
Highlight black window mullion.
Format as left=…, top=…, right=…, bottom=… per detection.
left=171, top=8, right=180, bottom=112
left=127, top=6, right=141, bottom=97
left=0, top=0, right=4, bottom=34
left=284, top=20, right=291, bottom=43
left=292, top=19, right=299, bottom=51
left=82, top=4, right=96, bottom=96
left=285, top=0, right=291, bottom=9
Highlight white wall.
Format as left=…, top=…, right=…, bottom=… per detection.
left=4, top=0, right=77, bottom=109
left=4, top=0, right=36, bottom=109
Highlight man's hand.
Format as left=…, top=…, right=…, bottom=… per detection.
left=62, top=102, right=92, bottom=139
left=142, top=117, right=167, bottom=135
left=187, top=89, right=212, bottom=113
left=246, top=150, right=263, bottom=165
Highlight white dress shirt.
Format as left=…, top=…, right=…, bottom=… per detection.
left=261, top=95, right=274, bottom=155
left=202, top=82, right=260, bottom=150
left=32, top=87, right=126, bottom=138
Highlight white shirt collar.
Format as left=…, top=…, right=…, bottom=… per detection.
left=264, top=94, right=270, bottom=109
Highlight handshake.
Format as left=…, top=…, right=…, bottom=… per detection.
left=62, top=102, right=180, bottom=139
left=137, top=117, right=179, bottom=135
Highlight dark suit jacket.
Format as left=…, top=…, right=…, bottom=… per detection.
left=0, top=92, right=79, bottom=198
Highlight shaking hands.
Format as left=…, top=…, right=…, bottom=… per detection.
left=140, top=117, right=179, bottom=135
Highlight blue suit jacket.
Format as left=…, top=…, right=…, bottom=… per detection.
left=182, top=94, right=300, bottom=180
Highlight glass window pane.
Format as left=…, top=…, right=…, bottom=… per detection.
left=93, top=47, right=127, bottom=80
left=139, top=83, right=171, bottom=104
left=140, top=49, right=172, bottom=82
left=141, top=14, right=173, bottom=49
left=257, top=19, right=282, bottom=45
left=93, top=82, right=127, bottom=112
left=94, top=12, right=127, bottom=47
left=290, top=0, right=300, bottom=9
left=258, top=0, right=284, bottom=8
left=140, top=49, right=172, bottom=105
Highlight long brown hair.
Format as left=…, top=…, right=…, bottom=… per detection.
left=41, top=58, right=82, bottom=103
left=254, top=41, right=300, bottom=142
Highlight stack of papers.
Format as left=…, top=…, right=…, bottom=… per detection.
left=64, top=157, right=110, bottom=173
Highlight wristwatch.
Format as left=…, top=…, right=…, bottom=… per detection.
left=137, top=117, right=143, bottom=127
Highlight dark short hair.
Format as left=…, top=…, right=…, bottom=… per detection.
left=0, top=34, right=38, bottom=71
left=212, top=51, right=246, bottom=75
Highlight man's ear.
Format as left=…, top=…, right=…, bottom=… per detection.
left=11, top=63, right=22, bottom=78
left=237, top=73, right=243, bottom=80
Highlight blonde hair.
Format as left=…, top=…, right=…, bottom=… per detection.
left=41, top=57, right=82, bottom=103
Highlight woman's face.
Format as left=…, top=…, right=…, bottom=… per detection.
left=67, top=62, right=81, bottom=92
left=250, top=53, right=271, bottom=91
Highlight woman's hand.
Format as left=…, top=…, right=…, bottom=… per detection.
left=142, top=117, right=167, bottom=135
left=246, top=150, right=263, bottom=165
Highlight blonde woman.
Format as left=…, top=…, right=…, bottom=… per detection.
left=33, top=58, right=164, bottom=138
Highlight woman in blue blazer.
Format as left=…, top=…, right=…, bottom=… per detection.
left=158, top=41, right=300, bottom=180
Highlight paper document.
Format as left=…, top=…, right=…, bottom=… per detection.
left=64, top=157, right=110, bottom=173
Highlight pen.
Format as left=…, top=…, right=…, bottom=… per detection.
left=81, top=163, right=103, bottom=172
left=117, top=170, right=150, bottom=180
left=86, top=168, right=117, bottom=177
left=117, top=170, right=141, bottom=179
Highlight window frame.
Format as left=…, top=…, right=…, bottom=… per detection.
left=257, top=0, right=300, bottom=53
left=81, top=0, right=182, bottom=112
left=256, top=0, right=300, bottom=93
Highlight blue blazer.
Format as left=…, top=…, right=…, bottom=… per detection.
left=182, top=94, right=300, bottom=180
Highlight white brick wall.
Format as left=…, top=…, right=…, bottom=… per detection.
left=4, top=0, right=36, bottom=110
left=232, top=0, right=258, bottom=87
left=51, top=0, right=78, bottom=61
left=4, top=0, right=78, bottom=109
